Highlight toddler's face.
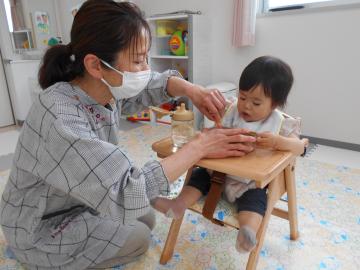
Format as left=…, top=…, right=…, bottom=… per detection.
left=237, top=85, right=274, bottom=122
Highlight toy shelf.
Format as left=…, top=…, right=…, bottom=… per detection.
left=148, top=14, right=190, bottom=81
left=147, top=14, right=189, bottom=21
left=155, top=35, right=172, bottom=38
left=149, top=55, right=189, bottom=59
left=147, top=13, right=210, bottom=86
left=147, top=12, right=211, bottom=114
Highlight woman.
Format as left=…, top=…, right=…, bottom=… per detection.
left=0, top=1, right=255, bottom=269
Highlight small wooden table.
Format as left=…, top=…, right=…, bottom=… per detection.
left=152, top=137, right=299, bottom=270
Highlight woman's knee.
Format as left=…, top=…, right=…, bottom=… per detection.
left=126, top=221, right=151, bottom=256
left=137, top=208, right=156, bottom=231
left=89, top=221, right=152, bottom=269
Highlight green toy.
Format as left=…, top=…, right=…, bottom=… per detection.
left=47, top=37, right=62, bottom=46
left=47, top=37, right=59, bottom=46
left=169, top=30, right=188, bottom=56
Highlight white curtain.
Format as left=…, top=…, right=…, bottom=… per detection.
left=232, top=0, right=258, bottom=47
left=10, top=0, right=25, bottom=31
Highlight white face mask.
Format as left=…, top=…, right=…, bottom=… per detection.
left=100, top=59, right=151, bottom=100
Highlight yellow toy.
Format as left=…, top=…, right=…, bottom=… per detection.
left=156, top=20, right=176, bottom=37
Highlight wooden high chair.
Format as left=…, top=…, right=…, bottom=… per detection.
left=152, top=137, right=299, bottom=270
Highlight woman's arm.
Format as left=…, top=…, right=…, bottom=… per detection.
left=121, top=70, right=227, bottom=126
left=121, top=70, right=181, bottom=115
left=161, top=128, right=256, bottom=181
left=44, top=100, right=256, bottom=224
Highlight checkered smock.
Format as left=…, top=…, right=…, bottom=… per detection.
left=0, top=70, right=180, bottom=269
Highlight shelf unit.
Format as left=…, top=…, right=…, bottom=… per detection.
left=150, top=55, right=189, bottom=59
left=11, top=29, right=34, bottom=53
left=147, top=13, right=211, bottom=86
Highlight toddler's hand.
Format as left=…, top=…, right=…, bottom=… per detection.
left=256, top=132, right=278, bottom=149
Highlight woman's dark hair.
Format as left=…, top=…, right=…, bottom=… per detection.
left=239, top=56, right=293, bottom=108
left=38, top=0, right=151, bottom=89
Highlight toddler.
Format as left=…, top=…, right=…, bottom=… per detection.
left=152, top=56, right=309, bottom=253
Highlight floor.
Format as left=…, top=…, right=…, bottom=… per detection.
left=1, top=123, right=360, bottom=170
left=0, top=123, right=359, bottom=269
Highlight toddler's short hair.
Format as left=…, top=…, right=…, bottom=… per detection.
left=239, top=56, right=293, bottom=108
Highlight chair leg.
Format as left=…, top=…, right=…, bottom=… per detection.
left=246, top=214, right=271, bottom=270
left=159, top=168, right=193, bottom=265
left=246, top=176, right=281, bottom=270
left=285, top=162, right=299, bottom=240
left=159, top=215, right=185, bottom=264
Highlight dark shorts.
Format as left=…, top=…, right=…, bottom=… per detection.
left=187, top=167, right=267, bottom=216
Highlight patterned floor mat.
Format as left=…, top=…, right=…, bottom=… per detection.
left=0, top=125, right=359, bottom=269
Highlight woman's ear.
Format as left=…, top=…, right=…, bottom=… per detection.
left=83, top=54, right=103, bottom=79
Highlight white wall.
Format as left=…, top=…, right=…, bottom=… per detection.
left=21, top=0, right=59, bottom=50
left=135, top=0, right=360, bottom=145
left=55, top=0, right=85, bottom=44
left=0, top=0, right=60, bottom=59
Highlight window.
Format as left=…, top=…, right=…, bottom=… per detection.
left=268, top=0, right=332, bottom=9
left=261, top=0, right=360, bottom=13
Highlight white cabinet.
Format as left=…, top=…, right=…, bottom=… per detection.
left=147, top=14, right=211, bottom=86
left=4, top=59, right=40, bottom=124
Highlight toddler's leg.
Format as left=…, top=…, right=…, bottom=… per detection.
left=152, top=167, right=211, bottom=219
left=236, top=211, right=262, bottom=253
left=235, top=188, right=267, bottom=253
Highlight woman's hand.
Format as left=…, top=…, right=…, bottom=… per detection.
left=161, top=128, right=256, bottom=182
left=166, top=77, right=226, bottom=126
left=256, top=132, right=278, bottom=149
left=192, top=128, right=256, bottom=159
left=188, top=85, right=226, bottom=126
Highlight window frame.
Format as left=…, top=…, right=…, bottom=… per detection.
left=260, top=0, right=360, bottom=14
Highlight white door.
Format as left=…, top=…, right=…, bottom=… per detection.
left=0, top=51, right=14, bottom=127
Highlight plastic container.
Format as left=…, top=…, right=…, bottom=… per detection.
left=171, top=103, right=194, bottom=147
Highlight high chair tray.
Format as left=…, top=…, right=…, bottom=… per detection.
left=152, top=137, right=295, bottom=188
